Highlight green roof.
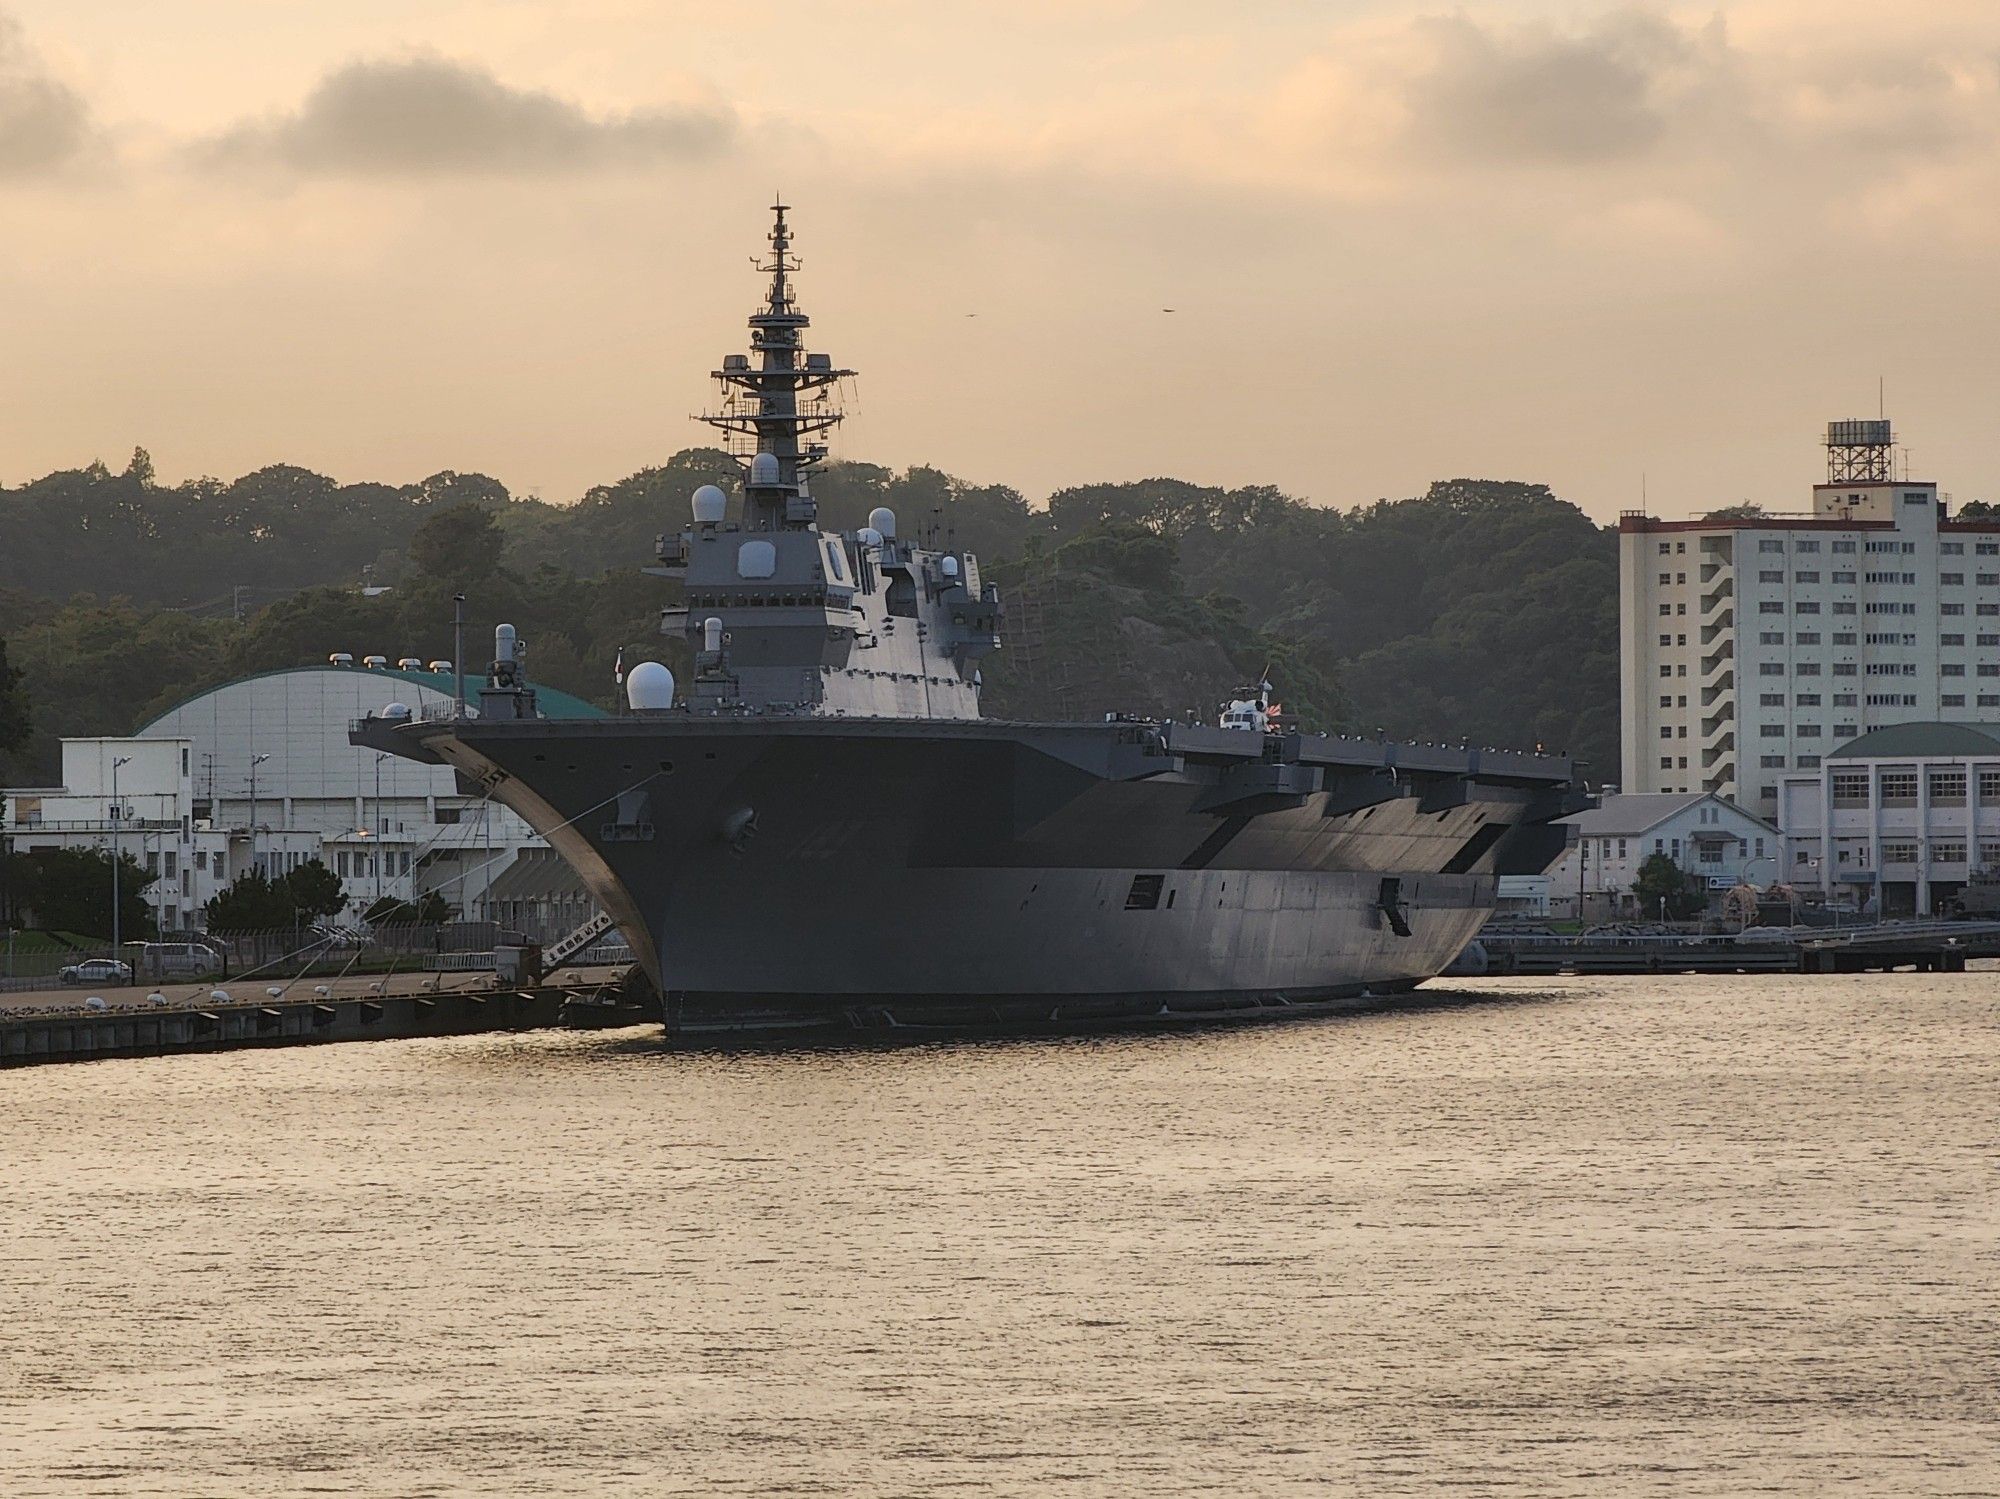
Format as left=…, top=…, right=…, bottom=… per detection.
left=135, top=664, right=608, bottom=733
left=1828, top=722, right=2000, bottom=760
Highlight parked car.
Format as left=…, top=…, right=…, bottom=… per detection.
left=134, top=941, right=222, bottom=977
left=59, top=957, right=133, bottom=986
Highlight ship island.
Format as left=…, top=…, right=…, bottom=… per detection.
left=353, top=204, right=1586, bottom=1037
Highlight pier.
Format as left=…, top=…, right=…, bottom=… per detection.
left=0, top=966, right=650, bottom=1067
left=1460, top=920, right=2000, bottom=977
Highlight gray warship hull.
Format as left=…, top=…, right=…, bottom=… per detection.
left=362, top=712, right=1578, bottom=1036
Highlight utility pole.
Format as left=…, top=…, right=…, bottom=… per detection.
left=453, top=594, right=467, bottom=716
left=248, top=753, right=271, bottom=877
left=110, top=755, right=132, bottom=975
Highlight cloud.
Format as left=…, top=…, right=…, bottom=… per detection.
left=0, top=13, right=95, bottom=178
left=205, top=56, right=734, bottom=177
left=1402, top=12, right=1733, bottom=166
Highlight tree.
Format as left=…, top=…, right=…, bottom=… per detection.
left=283, top=859, right=347, bottom=921
left=1633, top=853, right=1706, bottom=921
left=206, top=861, right=351, bottom=932
left=21, top=846, right=155, bottom=940
left=409, top=503, right=504, bottom=584
left=0, top=633, right=28, bottom=759
left=205, top=870, right=292, bottom=933
left=364, top=892, right=452, bottom=926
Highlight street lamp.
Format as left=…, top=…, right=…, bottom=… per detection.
left=110, top=755, right=132, bottom=978
left=248, top=753, right=271, bottom=876
left=373, top=752, right=389, bottom=907
left=453, top=593, right=467, bottom=716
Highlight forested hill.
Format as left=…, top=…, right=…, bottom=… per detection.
left=0, top=449, right=1619, bottom=782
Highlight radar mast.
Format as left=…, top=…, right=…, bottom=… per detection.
left=697, top=202, right=855, bottom=530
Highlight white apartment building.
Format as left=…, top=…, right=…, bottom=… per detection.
left=1776, top=722, right=2000, bottom=918
left=1620, top=420, right=2000, bottom=822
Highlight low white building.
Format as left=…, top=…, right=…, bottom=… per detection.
left=4, top=660, right=607, bottom=933
left=1547, top=792, right=1779, bottom=919
left=1777, top=721, right=2000, bottom=918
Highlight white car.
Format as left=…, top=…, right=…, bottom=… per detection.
left=59, top=957, right=134, bottom=986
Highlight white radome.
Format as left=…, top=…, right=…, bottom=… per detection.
left=626, top=661, right=676, bottom=711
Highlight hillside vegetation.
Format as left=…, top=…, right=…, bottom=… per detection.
left=0, top=449, right=1618, bottom=782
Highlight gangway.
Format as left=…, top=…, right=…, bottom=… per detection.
left=546, top=912, right=617, bottom=967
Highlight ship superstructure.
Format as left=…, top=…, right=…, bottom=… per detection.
left=356, top=205, right=1584, bottom=1036
left=657, top=202, right=1000, bottom=720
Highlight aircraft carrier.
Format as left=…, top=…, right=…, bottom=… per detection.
left=355, top=204, right=1584, bottom=1037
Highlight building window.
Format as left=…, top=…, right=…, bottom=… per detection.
left=1833, top=693, right=1856, bottom=707
left=1659, top=757, right=1673, bottom=771
left=1759, top=631, right=1784, bottom=645
left=1942, top=541, right=1965, bottom=555
left=1759, top=693, right=1784, bottom=707
left=1795, top=693, right=1821, bottom=706
left=1980, top=665, right=2000, bottom=678
left=1943, top=604, right=1966, bottom=616
left=1941, top=573, right=1965, bottom=585
left=1932, top=841, right=1968, bottom=864
left=1981, top=696, right=2000, bottom=709
left=1661, top=727, right=1674, bottom=740
left=1658, top=541, right=1671, bottom=555
left=1930, top=770, right=1967, bottom=804
left=1796, top=632, right=1820, bottom=645
left=1795, top=540, right=1820, bottom=553
left=436, top=808, right=462, bottom=825
left=1979, top=604, right=2000, bottom=617
left=1982, top=574, right=2000, bottom=587
left=1795, top=602, right=1820, bottom=614
left=1659, top=666, right=1673, bottom=679
left=1797, top=756, right=1820, bottom=769
left=1795, top=664, right=1821, bottom=676
left=1760, top=725, right=1784, bottom=738
left=1660, top=604, right=1672, bottom=617
left=1833, top=663, right=1857, bottom=676
left=1759, top=569, right=1783, bottom=583
left=1944, top=664, right=1966, bottom=677
left=1943, top=634, right=1966, bottom=646
left=1796, top=571, right=1820, bottom=583
left=1834, top=724, right=1856, bottom=737
left=1878, top=771, right=1918, bottom=806
left=1760, top=663, right=1785, bottom=676
left=1759, top=539, right=1783, bottom=553
left=1759, top=602, right=1783, bottom=614
left=1833, top=602, right=1857, bottom=615
left=1760, top=754, right=1784, bottom=768
left=1832, top=772, right=1869, bottom=807
left=1797, top=725, right=1822, bottom=738
left=1659, top=572, right=1673, bottom=585
left=1659, top=634, right=1672, bottom=647
left=1979, top=769, right=2000, bottom=800
left=1944, top=694, right=1967, bottom=707
left=1832, top=540, right=1856, bottom=554
left=1881, top=841, right=1918, bottom=865
left=1660, top=695, right=1673, bottom=709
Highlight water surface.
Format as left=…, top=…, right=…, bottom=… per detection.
left=3, top=973, right=1995, bottom=1496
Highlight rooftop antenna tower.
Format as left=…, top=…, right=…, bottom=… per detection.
left=1825, top=418, right=1893, bottom=484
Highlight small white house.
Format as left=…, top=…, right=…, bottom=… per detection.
left=1548, top=792, right=1779, bottom=919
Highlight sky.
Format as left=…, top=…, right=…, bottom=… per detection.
left=2, top=0, right=1997, bottom=522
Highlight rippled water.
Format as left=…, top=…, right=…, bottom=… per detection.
left=3, top=973, right=1996, bottom=1497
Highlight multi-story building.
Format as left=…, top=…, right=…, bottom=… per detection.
left=1620, top=420, right=2000, bottom=821
left=1777, top=722, right=2000, bottom=918
left=4, top=736, right=222, bottom=933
